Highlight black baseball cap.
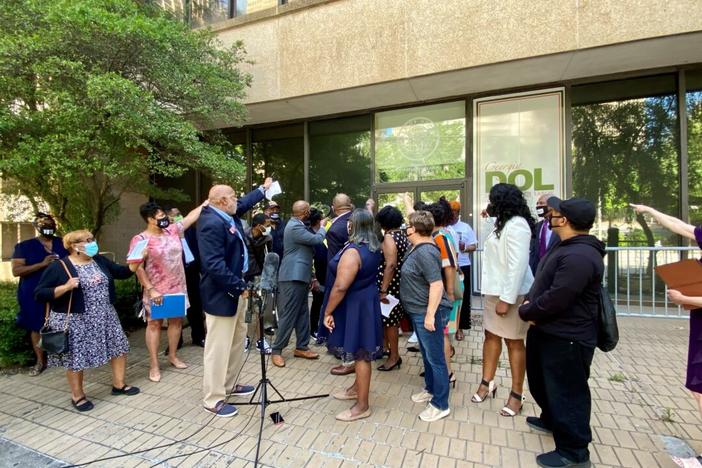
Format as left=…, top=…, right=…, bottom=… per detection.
left=546, top=196, right=597, bottom=229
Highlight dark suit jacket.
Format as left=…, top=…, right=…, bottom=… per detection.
left=529, top=219, right=560, bottom=274
left=35, top=255, right=133, bottom=314
left=197, top=188, right=265, bottom=316
left=326, top=211, right=351, bottom=262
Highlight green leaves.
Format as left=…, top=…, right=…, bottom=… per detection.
left=0, top=0, right=250, bottom=235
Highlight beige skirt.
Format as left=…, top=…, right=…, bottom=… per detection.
left=483, top=295, right=528, bottom=340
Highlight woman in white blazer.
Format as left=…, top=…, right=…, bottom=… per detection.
left=472, top=183, right=535, bottom=418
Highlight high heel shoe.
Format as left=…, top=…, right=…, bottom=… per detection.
left=377, top=357, right=402, bottom=371
left=500, top=391, right=525, bottom=417
left=471, top=379, right=497, bottom=403
left=448, top=372, right=457, bottom=389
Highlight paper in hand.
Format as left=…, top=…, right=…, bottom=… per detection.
left=265, top=181, right=282, bottom=200
left=127, top=238, right=149, bottom=263
left=380, top=294, right=400, bottom=318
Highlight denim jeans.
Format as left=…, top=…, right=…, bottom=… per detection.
left=408, top=305, right=451, bottom=410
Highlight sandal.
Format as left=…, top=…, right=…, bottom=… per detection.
left=71, top=396, right=94, bottom=412
left=500, top=391, right=525, bottom=417
left=455, top=330, right=465, bottom=341
left=111, top=385, right=140, bottom=396
left=28, top=362, right=46, bottom=377
left=148, top=368, right=161, bottom=382
left=471, top=379, right=497, bottom=403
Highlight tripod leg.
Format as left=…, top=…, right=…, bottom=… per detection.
left=248, top=380, right=263, bottom=404
left=254, top=398, right=265, bottom=468
left=267, top=380, right=286, bottom=401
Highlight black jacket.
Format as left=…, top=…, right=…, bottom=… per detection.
left=35, top=255, right=133, bottom=314
left=519, top=234, right=605, bottom=347
left=528, top=220, right=560, bottom=274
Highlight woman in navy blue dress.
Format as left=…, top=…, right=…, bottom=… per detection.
left=11, top=213, right=68, bottom=376
left=322, top=209, right=383, bottom=422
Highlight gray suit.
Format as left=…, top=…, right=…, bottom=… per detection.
left=272, top=218, right=326, bottom=355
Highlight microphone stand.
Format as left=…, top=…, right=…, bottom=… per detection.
left=235, top=284, right=328, bottom=468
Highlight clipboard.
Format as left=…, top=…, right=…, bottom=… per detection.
left=655, top=259, right=702, bottom=309
left=149, top=293, right=187, bottom=319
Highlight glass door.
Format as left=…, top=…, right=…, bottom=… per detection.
left=374, top=182, right=467, bottom=222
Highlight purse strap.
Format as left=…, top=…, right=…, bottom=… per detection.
left=43, top=259, right=75, bottom=331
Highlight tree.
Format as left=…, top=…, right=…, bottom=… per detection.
left=0, top=0, right=251, bottom=237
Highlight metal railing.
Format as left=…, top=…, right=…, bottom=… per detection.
left=470, top=246, right=698, bottom=318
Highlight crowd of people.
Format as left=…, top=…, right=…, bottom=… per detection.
left=12, top=179, right=702, bottom=468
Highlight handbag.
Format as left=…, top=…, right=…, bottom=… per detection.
left=39, top=260, right=74, bottom=354
left=596, top=284, right=619, bottom=352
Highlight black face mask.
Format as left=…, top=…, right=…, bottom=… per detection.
left=486, top=203, right=496, bottom=217
left=39, top=227, right=55, bottom=237
left=536, top=206, right=548, bottom=218
left=156, top=217, right=170, bottom=229
left=548, top=215, right=565, bottom=230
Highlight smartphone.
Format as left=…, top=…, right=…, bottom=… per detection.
left=270, top=412, right=284, bottom=425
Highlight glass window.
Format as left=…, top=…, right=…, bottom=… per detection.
left=571, top=75, right=679, bottom=246
left=375, top=101, right=465, bottom=183
left=235, top=0, right=278, bottom=16
left=687, top=70, right=702, bottom=226
left=191, top=0, right=230, bottom=27
left=309, top=115, right=371, bottom=210
left=252, top=124, right=304, bottom=216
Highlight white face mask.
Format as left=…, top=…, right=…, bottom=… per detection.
left=262, top=226, right=272, bottom=236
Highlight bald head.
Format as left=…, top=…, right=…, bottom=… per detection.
left=332, top=193, right=352, bottom=214
left=209, top=185, right=237, bottom=215
left=537, top=193, right=555, bottom=206
left=292, top=200, right=310, bottom=218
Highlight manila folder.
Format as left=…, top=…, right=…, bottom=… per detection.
left=655, top=259, right=702, bottom=309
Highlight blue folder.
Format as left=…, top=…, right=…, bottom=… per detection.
left=150, top=293, right=186, bottom=319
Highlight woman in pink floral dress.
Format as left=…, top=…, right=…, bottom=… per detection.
left=129, top=200, right=207, bottom=382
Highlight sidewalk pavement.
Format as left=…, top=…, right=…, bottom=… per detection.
left=0, top=314, right=697, bottom=467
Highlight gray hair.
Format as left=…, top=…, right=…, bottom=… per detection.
left=348, top=208, right=381, bottom=252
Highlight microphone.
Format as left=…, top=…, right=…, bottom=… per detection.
left=259, top=252, right=280, bottom=334
left=259, top=252, right=280, bottom=293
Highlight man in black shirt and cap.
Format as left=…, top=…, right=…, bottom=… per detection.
left=519, top=196, right=604, bottom=468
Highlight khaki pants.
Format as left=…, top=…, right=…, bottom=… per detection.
left=202, top=298, right=248, bottom=408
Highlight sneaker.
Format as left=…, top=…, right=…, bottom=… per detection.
left=419, top=403, right=450, bottom=422
left=526, top=416, right=553, bottom=434
left=244, top=336, right=251, bottom=352
left=407, top=332, right=418, bottom=344
left=229, top=384, right=255, bottom=397
left=535, top=450, right=591, bottom=468
left=204, top=400, right=238, bottom=418
left=257, top=338, right=272, bottom=355
left=411, top=390, right=433, bottom=403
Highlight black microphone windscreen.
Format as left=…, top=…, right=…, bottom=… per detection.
left=259, top=252, right=280, bottom=292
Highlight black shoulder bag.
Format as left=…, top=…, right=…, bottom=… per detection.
left=597, top=284, right=619, bottom=352
left=39, top=260, right=74, bottom=354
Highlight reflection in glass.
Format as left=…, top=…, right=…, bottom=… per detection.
left=571, top=75, right=679, bottom=247
left=191, top=0, right=230, bottom=27
left=309, top=115, right=371, bottom=209
left=687, top=71, right=702, bottom=226
left=252, top=124, right=304, bottom=216
left=236, top=0, right=278, bottom=16
left=375, top=101, right=465, bottom=183
left=378, top=192, right=414, bottom=222
left=419, top=189, right=461, bottom=206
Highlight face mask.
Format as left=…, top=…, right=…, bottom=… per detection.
left=173, top=215, right=184, bottom=223
left=84, top=241, right=99, bottom=257
left=486, top=203, right=496, bottom=217
left=39, top=227, right=55, bottom=237
left=262, top=227, right=272, bottom=236
left=156, top=217, right=170, bottom=229
left=548, top=215, right=565, bottom=230
left=536, top=206, right=548, bottom=218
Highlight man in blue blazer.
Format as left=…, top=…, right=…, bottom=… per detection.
left=198, top=178, right=271, bottom=417
left=271, top=200, right=327, bottom=368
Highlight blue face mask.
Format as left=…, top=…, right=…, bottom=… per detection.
left=84, top=241, right=99, bottom=257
